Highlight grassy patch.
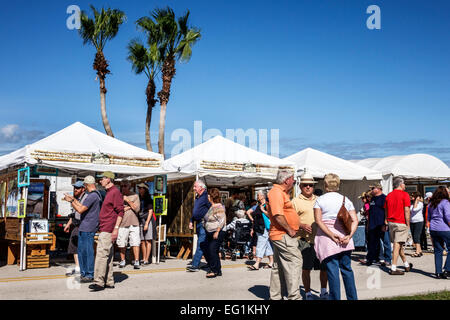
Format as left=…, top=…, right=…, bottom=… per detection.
left=377, top=290, right=450, bottom=300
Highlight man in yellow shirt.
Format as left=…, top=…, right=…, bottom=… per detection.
left=292, top=173, right=329, bottom=300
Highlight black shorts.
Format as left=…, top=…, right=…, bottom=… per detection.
left=298, top=239, right=326, bottom=271
left=67, top=226, right=79, bottom=255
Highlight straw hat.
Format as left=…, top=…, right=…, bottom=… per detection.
left=299, top=173, right=317, bottom=184
left=137, top=183, right=149, bottom=190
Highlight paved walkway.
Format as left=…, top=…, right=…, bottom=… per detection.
left=0, top=249, right=448, bottom=300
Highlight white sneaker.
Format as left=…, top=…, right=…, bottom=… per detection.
left=134, top=260, right=140, bottom=270
left=119, top=260, right=126, bottom=268
left=320, top=292, right=329, bottom=300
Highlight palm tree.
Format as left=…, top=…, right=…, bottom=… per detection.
left=127, top=17, right=161, bottom=151
left=152, top=8, right=201, bottom=155
left=79, top=5, right=126, bottom=137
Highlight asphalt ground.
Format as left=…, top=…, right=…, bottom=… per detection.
left=0, top=248, right=448, bottom=300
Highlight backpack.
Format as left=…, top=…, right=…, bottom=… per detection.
left=91, top=190, right=104, bottom=208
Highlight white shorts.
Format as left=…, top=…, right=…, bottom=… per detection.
left=117, top=225, right=141, bottom=247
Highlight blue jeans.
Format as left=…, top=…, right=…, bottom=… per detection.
left=192, top=222, right=206, bottom=268
left=430, top=230, right=450, bottom=274
left=323, top=251, right=358, bottom=300
left=78, top=231, right=96, bottom=279
left=379, top=229, right=392, bottom=263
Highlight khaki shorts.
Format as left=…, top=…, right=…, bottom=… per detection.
left=388, top=222, right=409, bottom=243
left=117, top=225, right=141, bottom=247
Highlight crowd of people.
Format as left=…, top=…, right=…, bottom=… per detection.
left=62, top=168, right=449, bottom=297
left=63, top=171, right=157, bottom=291
left=187, top=170, right=450, bottom=300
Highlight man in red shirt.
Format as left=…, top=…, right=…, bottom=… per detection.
left=89, top=171, right=124, bottom=291
left=384, top=177, right=412, bottom=275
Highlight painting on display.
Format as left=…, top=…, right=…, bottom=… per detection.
left=153, top=195, right=167, bottom=216
left=18, top=167, right=30, bottom=187
left=0, top=182, right=6, bottom=217
left=219, top=191, right=229, bottom=205
left=6, top=178, right=19, bottom=217
left=153, top=175, right=167, bottom=194
left=424, top=185, right=446, bottom=196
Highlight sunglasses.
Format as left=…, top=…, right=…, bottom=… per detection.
left=301, top=184, right=314, bottom=188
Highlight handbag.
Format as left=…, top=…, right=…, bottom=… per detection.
left=337, top=195, right=353, bottom=235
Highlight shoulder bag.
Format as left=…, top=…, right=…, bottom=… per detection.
left=337, top=195, right=353, bottom=235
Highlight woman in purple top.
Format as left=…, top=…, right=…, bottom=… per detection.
left=427, top=186, right=450, bottom=279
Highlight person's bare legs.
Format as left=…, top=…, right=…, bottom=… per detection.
left=140, top=241, right=147, bottom=262
left=302, top=269, right=311, bottom=293
left=392, top=242, right=400, bottom=268
left=74, top=254, right=79, bottom=268
left=320, top=270, right=328, bottom=289
left=144, top=240, right=152, bottom=262
left=132, top=246, right=140, bottom=262
left=268, top=255, right=274, bottom=267
left=119, top=247, right=126, bottom=262
left=414, top=243, right=422, bottom=254
left=253, top=257, right=262, bottom=269
left=399, top=244, right=407, bottom=263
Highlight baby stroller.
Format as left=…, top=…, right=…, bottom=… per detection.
left=220, top=220, right=253, bottom=261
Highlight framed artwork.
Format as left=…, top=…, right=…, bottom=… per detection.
left=18, top=167, right=30, bottom=187
left=17, top=199, right=26, bottom=218
left=405, top=185, right=418, bottom=193
left=424, top=185, right=446, bottom=196
left=6, top=178, right=19, bottom=217
left=220, top=191, right=229, bottom=205
left=153, top=175, right=167, bottom=194
left=153, top=195, right=166, bottom=215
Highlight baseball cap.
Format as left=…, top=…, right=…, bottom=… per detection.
left=99, top=171, right=115, bottom=179
left=425, top=192, right=433, bottom=199
left=72, top=181, right=84, bottom=188
left=84, top=175, right=96, bottom=184
left=137, top=183, right=149, bottom=190
left=369, top=182, right=383, bottom=189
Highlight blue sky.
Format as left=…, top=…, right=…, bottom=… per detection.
left=0, top=0, right=449, bottom=164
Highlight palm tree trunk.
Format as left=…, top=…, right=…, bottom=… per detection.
left=158, top=101, right=167, bottom=156
left=145, top=79, right=157, bottom=151
left=157, top=56, right=176, bottom=156
left=99, top=76, right=114, bottom=137
left=94, top=51, right=114, bottom=137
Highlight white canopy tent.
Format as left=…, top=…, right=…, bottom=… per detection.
left=351, top=154, right=450, bottom=193
left=284, top=148, right=384, bottom=212
left=163, top=135, right=296, bottom=187
left=0, top=122, right=166, bottom=176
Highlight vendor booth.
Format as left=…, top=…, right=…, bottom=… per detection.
left=351, top=153, right=450, bottom=196
left=139, top=135, right=296, bottom=259
left=284, top=148, right=383, bottom=213
left=0, top=122, right=165, bottom=269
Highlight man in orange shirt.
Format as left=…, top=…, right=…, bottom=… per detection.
left=267, top=170, right=302, bottom=300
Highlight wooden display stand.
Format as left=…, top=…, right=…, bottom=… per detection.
left=20, top=232, right=56, bottom=269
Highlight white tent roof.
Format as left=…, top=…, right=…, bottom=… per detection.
left=284, top=148, right=382, bottom=180
left=163, top=135, right=295, bottom=186
left=350, top=154, right=450, bottom=180
left=0, top=122, right=165, bottom=175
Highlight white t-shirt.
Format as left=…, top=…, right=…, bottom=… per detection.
left=313, top=192, right=355, bottom=220
left=410, top=202, right=424, bottom=223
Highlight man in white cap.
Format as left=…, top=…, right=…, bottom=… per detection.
left=292, top=173, right=328, bottom=300
left=64, top=176, right=102, bottom=283
left=63, top=180, right=86, bottom=277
